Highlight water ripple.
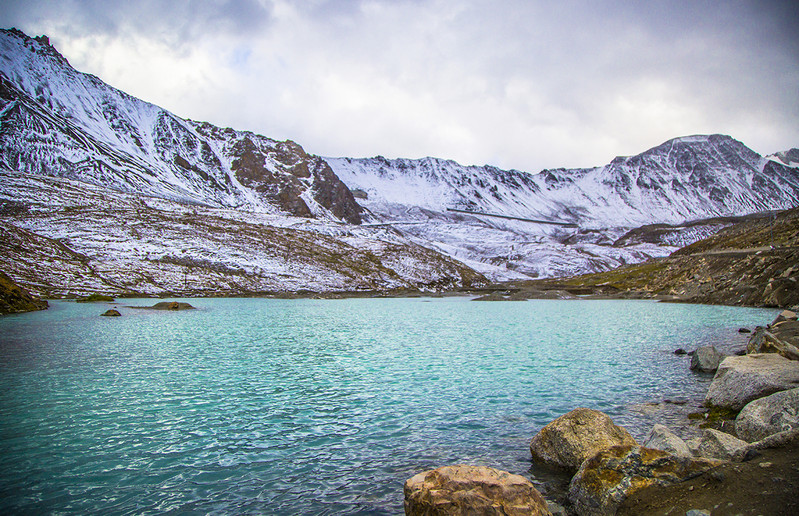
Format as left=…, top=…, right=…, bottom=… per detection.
left=0, top=298, right=776, bottom=514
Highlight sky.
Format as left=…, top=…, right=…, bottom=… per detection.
left=1, top=0, right=797, bottom=171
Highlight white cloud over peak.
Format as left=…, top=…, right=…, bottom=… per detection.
left=1, top=0, right=797, bottom=171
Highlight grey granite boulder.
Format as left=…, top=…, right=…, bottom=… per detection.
left=735, top=387, right=799, bottom=442
left=404, top=465, right=551, bottom=515
left=690, top=345, right=726, bottom=372
left=567, top=445, right=721, bottom=516
left=704, top=354, right=799, bottom=410
left=530, top=408, right=637, bottom=472
left=642, top=424, right=693, bottom=458
left=695, top=428, right=748, bottom=460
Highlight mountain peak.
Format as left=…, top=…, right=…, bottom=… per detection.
left=1, top=28, right=70, bottom=66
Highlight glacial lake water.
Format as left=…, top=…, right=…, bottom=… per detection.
left=0, top=297, right=777, bottom=514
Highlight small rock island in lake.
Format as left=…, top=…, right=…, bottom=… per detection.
left=132, top=301, right=196, bottom=311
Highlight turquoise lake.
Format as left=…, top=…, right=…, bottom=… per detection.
left=0, top=298, right=777, bottom=514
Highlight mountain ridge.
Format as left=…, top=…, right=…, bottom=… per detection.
left=1, top=27, right=798, bottom=293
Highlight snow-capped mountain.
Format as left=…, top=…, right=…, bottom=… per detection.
left=326, top=136, right=799, bottom=278
left=0, top=28, right=362, bottom=224
left=768, top=148, right=799, bottom=169
left=328, top=135, right=799, bottom=229
left=1, top=27, right=798, bottom=291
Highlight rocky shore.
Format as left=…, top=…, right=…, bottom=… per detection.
left=0, top=270, right=47, bottom=315
left=403, top=310, right=799, bottom=515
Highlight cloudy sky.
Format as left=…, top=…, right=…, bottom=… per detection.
left=1, top=0, right=797, bottom=171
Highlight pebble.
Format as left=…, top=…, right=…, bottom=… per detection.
left=759, top=461, right=773, bottom=468
left=686, top=510, right=710, bottom=516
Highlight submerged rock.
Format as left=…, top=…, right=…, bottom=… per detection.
left=530, top=408, right=637, bottom=472
left=567, top=445, right=722, bottom=516
left=735, top=387, right=799, bottom=442
left=704, top=354, right=799, bottom=410
left=403, top=465, right=551, bottom=515
left=642, top=424, right=693, bottom=458
left=690, top=345, right=726, bottom=372
left=100, top=308, right=121, bottom=317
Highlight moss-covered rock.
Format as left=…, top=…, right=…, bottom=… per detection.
left=568, top=445, right=722, bottom=516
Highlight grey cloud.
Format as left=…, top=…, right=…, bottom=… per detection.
left=0, top=0, right=275, bottom=47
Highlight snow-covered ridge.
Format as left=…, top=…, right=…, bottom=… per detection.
left=0, top=28, right=362, bottom=224
left=328, top=134, right=799, bottom=229
left=1, top=27, right=798, bottom=285
left=767, top=148, right=799, bottom=169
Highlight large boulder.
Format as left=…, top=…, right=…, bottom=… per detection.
left=735, top=387, right=799, bottom=442
left=403, top=465, right=551, bottom=516
left=704, top=354, right=799, bottom=410
left=530, top=408, right=637, bottom=472
left=695, top=429, right=748, bottom=460
left=642, top=424, right=693, bottom=458
left=690, top=345, right=726, bottom=372
left=567, top=445, right=722, bottom=516
left=771, top=310, right=798, bottom=325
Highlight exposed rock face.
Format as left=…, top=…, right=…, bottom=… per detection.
left=403, top=465, right=551, bottom=516
left=704, top=354, right=799, bottom=410
left=642, top=424, right=693, bottom=458
left=101, top=309, right=121, bottom=316
left=537, top=207, right=799, bottom=308
left=567, top=445, right=722, bottom=516
left=529, top=408, right=637, bottom=472
left=695, top=429, right=748, bottom=460
left=747, top=322, right=799, bottom=361
left=690, top=345, right=726, bottom=372
left=735, top=388, right=799, bottom=442
left=0, top=270, right=47, bottom=315
left=0, top=29, right=363, bottom=225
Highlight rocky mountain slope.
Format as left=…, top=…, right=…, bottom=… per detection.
left=0, top=269, right=47, bottom=314
left=0, top=170, right=484, bottom=297
left=327, top=135, right=799, bottom=279
left=1, top=27, right=798, bottom=295
left=0, top=28, right=362, bottom=224
left=522, top=206, right=799, bottom=308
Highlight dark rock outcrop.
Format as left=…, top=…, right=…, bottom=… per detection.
left=101, top=308, right=121, bottom=316
left=0, top=270, right=47, bottom=314
left=149, top=301, right=195, bottom=310
left=690, top=345, right=726, bottom=372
